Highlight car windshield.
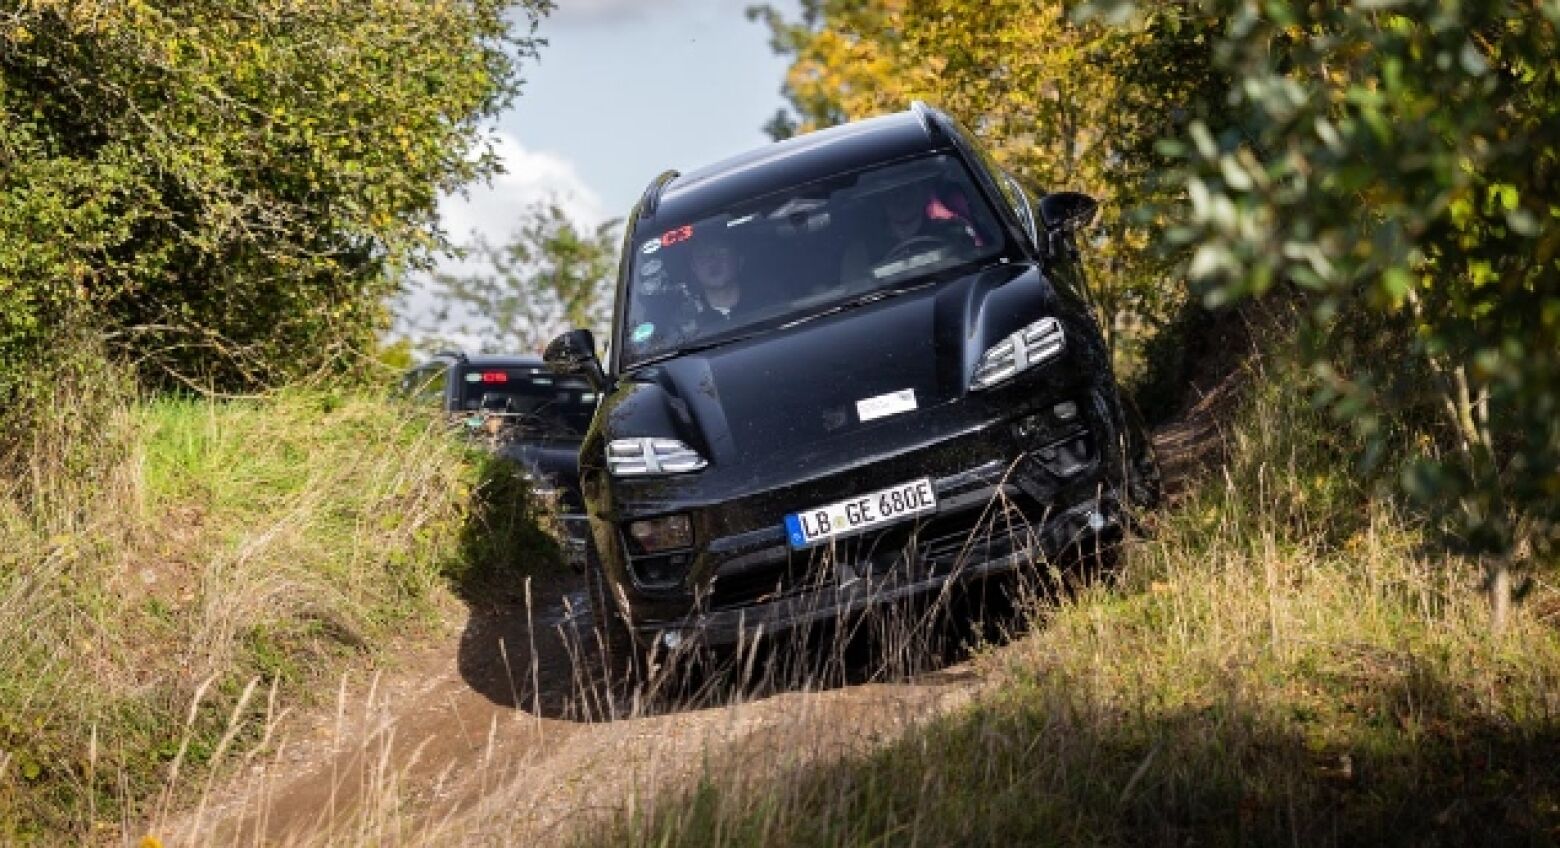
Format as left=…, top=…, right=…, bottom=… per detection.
left=456, top=366, right=598, bottom=438
left=621, top=153, right=1006, bottom=367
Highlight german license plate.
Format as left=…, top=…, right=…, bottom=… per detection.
left=784, top=478, right=937, bottom=549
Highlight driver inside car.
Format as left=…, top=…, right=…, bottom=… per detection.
left=688, top=235, right=746, bottom=322
left=623, top=229, right=752, bottom=357
left=839, top=177, right=981, bottom=284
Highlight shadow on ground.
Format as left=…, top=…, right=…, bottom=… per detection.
left=447, top=434, right=1123, bottom=725
left=454, top=560, right=1046, bottom=723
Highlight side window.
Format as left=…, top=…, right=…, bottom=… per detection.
left=1001, top=171, right=1040, bottom=248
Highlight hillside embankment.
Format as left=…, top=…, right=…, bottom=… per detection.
left=0, top=386, right=490, bottom=842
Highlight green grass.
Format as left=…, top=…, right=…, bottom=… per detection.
left=0, top=386, right=557, bottom=842
left=585, top=355, right=1560, bottom=847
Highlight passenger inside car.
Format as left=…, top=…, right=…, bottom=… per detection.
left=839, top=174, right=984, bottom=284
left=621, top=154, right=1004, bottom=364
left=622, top=228, right=752, bottom=355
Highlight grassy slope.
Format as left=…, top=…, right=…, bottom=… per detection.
left=0, top=389, right=534, bottom=841
left=591, top=356, right=1560, bottom=846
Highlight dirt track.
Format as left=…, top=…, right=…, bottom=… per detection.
left=167, top=565, right=984, bottom=845
left=165, top=396, right=1235, bottom=846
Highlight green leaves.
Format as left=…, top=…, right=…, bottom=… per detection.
left=760, top=1, right=1519, bottom=455
left=756, top=0, right=1232, bottom=366
left=1140, top=0, right=1560, bottom=557
left=1, top=0, right=553, bottom=408
left=410, top=201, right=621, bottom=354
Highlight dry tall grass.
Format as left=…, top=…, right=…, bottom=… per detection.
left=0, top=373, right=474, bottom=841
left=19, top=338, right=1559, bottom=846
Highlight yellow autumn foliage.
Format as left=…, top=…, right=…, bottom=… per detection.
left=760, top=0, right=1217, bottom=362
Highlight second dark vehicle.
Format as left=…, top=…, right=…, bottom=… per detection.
left=399, top=351, right=599, bottom=566
left=546, top=103, right=1158, bottom=653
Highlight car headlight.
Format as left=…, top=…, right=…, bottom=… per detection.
left=970, top=317, right=1065, bottom=390
left=607, top=438, right=708, bottom=475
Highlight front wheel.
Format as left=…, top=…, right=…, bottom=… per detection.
left=582, top=541, right=645, bottom=706
left=1124, top=405, right=1162, bottom=511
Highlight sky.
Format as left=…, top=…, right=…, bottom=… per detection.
left=402, top=0, right=800, bottom=346
left=436, top=0, right=801, bottom=260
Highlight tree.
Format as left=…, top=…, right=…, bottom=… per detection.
left=753, top=0, right=1560, bottom=621
left=0, top=0, right=553, bottom=411
left=746, top=0, right=1229, bottom=364
left=409, top=200, right=620, bottom=354
left=1099, top=0, right=1560, bottom=624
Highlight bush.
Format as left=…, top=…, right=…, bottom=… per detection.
left=0, top=0, right=550, bottom=425
left=1132, top=0, right=1560, bottom=566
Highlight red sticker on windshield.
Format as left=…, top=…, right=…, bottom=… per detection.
left=661, top=224, right=693, bottom=247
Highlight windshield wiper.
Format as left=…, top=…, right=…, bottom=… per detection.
left=627, top=280, right=941, bottom=369
left=630, top=327, right=777, bottom=369
left=783, top=279, right=936, bottom=329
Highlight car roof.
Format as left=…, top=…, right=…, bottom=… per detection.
left=643, top=108, right=951, bottom=229
left=416, top=352, right=545, bottom=369
left=461, top=353, right=544, bottom=368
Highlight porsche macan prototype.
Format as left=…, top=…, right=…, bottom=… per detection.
left=546, top=102, right=1158, bottom=651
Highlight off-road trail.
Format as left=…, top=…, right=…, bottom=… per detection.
left=165, top=569, right=981, bottom=845
left=163, top=380, right=1232, bottom=846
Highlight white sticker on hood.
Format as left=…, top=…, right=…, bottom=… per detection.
left=856, top=388, right=917, bottom=422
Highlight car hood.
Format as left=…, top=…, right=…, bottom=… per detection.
left=596, top=261, right=1070, bottom=483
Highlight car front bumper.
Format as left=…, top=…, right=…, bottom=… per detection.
left=635, top=479, right=1117, bottom=649
left=598, top=386, right=1130, bottom=648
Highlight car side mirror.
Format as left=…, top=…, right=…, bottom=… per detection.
left=544, top=328, right=607, bottom=391
left=1039, top=191, right=1099, bottom=234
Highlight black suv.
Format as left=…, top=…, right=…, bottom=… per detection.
left=546, top=103, right=1157, bottom=652
left=399, top=351, right=599, bottom=564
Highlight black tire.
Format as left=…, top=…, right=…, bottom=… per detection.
left=582, top=540, right=645, bottom=696
left=1121, top=400, right=1163, bottom=511
left=583, top=543, right=716, bottom=711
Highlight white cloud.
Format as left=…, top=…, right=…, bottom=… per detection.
left=549, top=0, right=686, bottom=25
left=393, top=134, right=608, bottom=350
left=439, top=132, right=606, bottom=254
